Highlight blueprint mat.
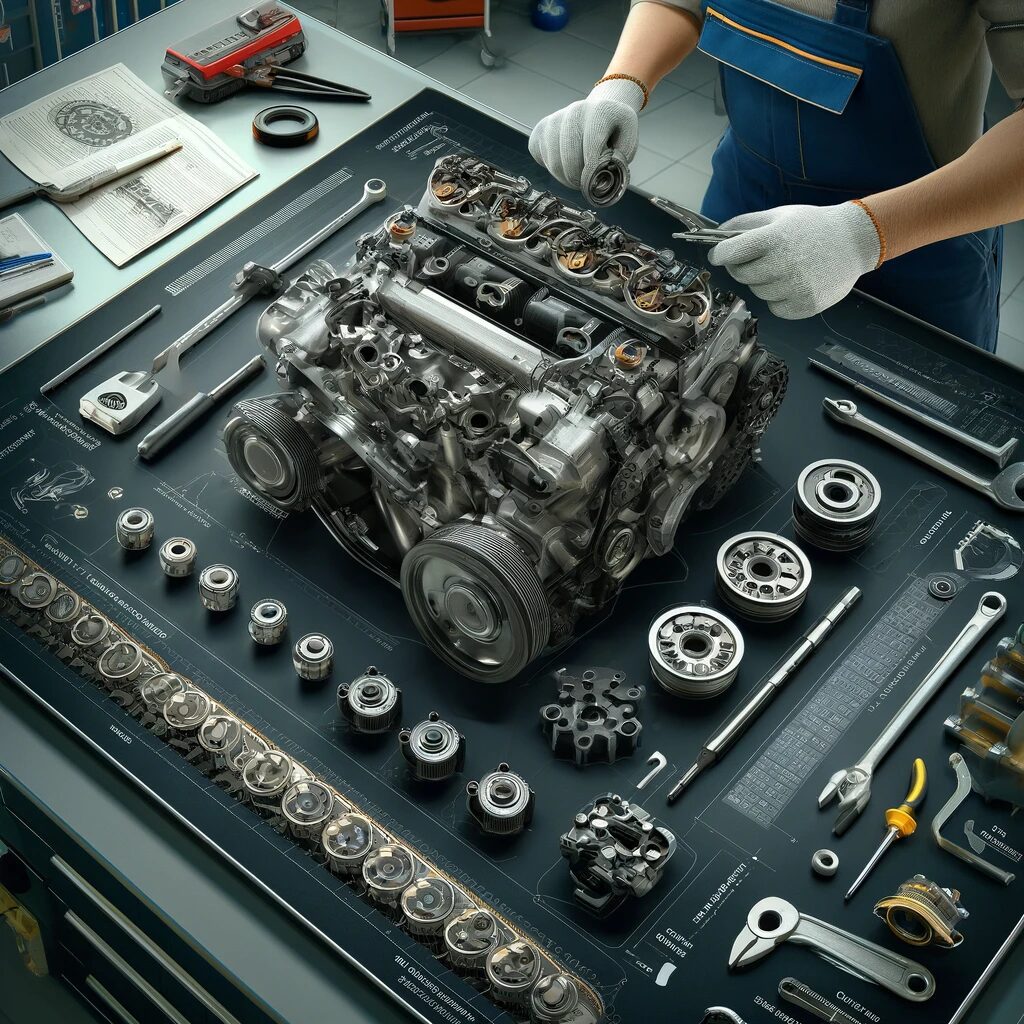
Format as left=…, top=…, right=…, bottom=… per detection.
left=1, top=89, right=1023, bottom=1024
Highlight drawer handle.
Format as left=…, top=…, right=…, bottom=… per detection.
left=53, top=856, right=242, bottom=1024
left=66, top=911, right=189, bottom=1024
left=86, top=974, right=144, bottom=1024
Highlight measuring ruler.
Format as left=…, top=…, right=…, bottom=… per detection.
left=724, top=578, right=946, bottom=827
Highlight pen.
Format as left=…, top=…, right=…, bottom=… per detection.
left=0, top=251, right=52, bottom=271
left=0, top=294, right=46, bottom=323
left=0, top=259, right=54, bottom=281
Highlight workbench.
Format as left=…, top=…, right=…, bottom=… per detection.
left=1, top=5, right=1023, bottom=1024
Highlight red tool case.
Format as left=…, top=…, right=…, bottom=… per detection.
left=391, top=0, right=486, bottom=32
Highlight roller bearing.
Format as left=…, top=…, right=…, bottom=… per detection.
left=159, top=537, right=197, bottom=577
left=115, top=507, right=155, bottom=551
left=794, top=459, right=881, bottom=552
left=249, top=598, right=288, bottom=645
left=293, top=632, right=333, bottom=680
left=198, top=564, right=239, bottom=612
left=466, top=763, right=534, bottom=836
left=648, top=606, right=744, bottom=698
left=338, top=666, right=402, bottom=733
left=400, top=711, right=465, bottom=781
left=716, top=532, right=812, bottom=622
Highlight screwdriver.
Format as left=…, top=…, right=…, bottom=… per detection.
left=844, top=758, right=927, bottom=902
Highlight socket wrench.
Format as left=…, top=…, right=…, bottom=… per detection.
left=819, top=591, right=1007, bottom=834
left=151, top=178, right=388, bottom=377
left=811, top=360, right=1019, bottom=466
left=729, top=897, right=935, bottom=1002
left=824, top=398, right=1024, bottom=512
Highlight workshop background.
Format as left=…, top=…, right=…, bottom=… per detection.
left=1, top=0, right=1022, bottom=362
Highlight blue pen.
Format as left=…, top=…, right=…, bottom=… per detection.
left=0, top=251, right=52, bottom=272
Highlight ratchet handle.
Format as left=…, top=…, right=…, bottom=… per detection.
left=790, top=914, right=935, bottom=1002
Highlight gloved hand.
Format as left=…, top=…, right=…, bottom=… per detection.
left=528, top=79, right=644, bottom=190
left=707, top=202, right=883, bottom=319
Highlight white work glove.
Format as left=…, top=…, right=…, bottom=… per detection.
left=528, top=79, right=644, bottom=189
left=707, top=202, right=882, bottom=319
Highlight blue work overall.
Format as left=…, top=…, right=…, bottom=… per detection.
left=697, top=0, right=1003, bottom=351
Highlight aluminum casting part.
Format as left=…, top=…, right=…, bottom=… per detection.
left=811, top=849, right=839, bottom=878
left=114, top=507, right=155, bottom=551
left=338, top=666, right=402, bottom=733
left=715, top=531, right=812, bottom=622
left=728, top=896, right=935, bottom=1002
left=819, top=591, right=1007, bottom=835
left=637, top=751, right=667, bottom=790
left=400, top=712, right=466, bottom=781
left=466, top=763, right=535, bottom=835
left=931, top=753, right=1016, bottom=885
left=293, top=632, right=334, bottom=680
left=158, top=537, right=197, bottom=577
left=777, top=979, right=860, bottom=1024
left=151, top=178, right=388, bottom=375
left=823, top=398, right=1024, bottom=512
left=249, top=598, right=288, bottom=645
left=809, top=358, right=1019, bottom=467
left=793, top=458, right=882, bottom=551
left=198, top=564, right=239, bottom=612
left=648, top=606, right=744, bottom=698
left=581, top=148, right=629, bottom=208
left=873, top=875, right=968, bottom=948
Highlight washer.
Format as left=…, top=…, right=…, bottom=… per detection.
left=812, top=849, right=839, bottom=878
left=648, top=606, right=744, bottom=698
left=716, top=532, right=812, bottom=621
left=252, top=104, right=319, bottom=147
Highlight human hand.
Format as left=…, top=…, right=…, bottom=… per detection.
left=708, top=203, right=882, bottom=319
left=528, top=79, right=644, bottom=190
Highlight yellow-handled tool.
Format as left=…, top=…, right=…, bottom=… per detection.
left=844, top=758, right=927, bottom=902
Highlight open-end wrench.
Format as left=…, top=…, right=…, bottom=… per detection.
left=151, top=178, right=388, bottom=378
left=823, top=398, right=1024, bottom=512
left=819, top=591, right=1006, bottom=835
left=729, top=897, right=935, bottom=1002
left=811, top=361, right=1019, bottom=466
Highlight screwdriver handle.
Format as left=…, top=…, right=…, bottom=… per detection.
left=884, top=758, right=927, bottom=839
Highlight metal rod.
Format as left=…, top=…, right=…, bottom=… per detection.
left=40, top=304, right=160, bottom=395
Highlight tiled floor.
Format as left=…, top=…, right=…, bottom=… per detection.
left=303, top=0, right=1024, bottom=366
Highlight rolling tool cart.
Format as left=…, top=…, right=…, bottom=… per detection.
left=380, top=0, right=503, bottom=67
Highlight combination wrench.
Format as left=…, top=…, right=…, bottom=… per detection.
left=729, top=897, right=935, bottom=1002
left=823, top=398, right=1024, bottom=512
left=819, top=591, right=1006, bottom=834
left=811, top=360, right=1019, bottom=466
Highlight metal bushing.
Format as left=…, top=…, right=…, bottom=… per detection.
left=138, top=672, right=187, bottom=715
left=321, top=813, right=374, bottom=877
left=198, top=564, right=239, bottom=611
left=466, top=764, right=535, bottom=836
left=811, top=849, right=839, bottom=878
left=793, top=459, right=882, bottom=552
left=281, top=779, right=335, bottom=842
left=115, top=507, right=155, bottom=551
left=97, top=640, right=146, bottom=689
left=16, top=571, right=58, bottom=610
left=163, top=688, right=212, bottom=736
left=293, top=632, right=334, bottom=680
left=338, top=666, right=402, bottom=733
left=444, top=909, right=499, bottom=974
left=716, top=532, right=812, bottom=622
left=401, top=876, right=459, bottom=940
left=159, top=537, right=197, bottom=578
left=486, top=941, right=541, bottom=1012
left=362, top=843, right=419, bottom=911
left=400, top=712, right=466, bottom=781
left=648, top=606, right=744, bottom=698
left=249, top=598, right=288, bottom=645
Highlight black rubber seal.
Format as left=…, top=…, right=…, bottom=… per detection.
left=252, top=105, right=319, bottom=147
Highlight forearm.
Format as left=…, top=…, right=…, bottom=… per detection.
left=604, top=2, right=701, bottom=91
left=864, top=107, right=1024, bottom=262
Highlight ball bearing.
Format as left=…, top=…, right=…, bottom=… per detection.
left=648, top=606, right=744, bottom=698
left=338, top=666, right=402, bottom=733
left=115, top=507, right=155, bottom=550
left=159, top=537, right=197, bottom=577
left=293, top=632, right=334, bottom=680
left=716, top=532, right=812, bottom=622
left=249, top=598, right=288, bottom=645
left=198, top=564, right=239, bottom=611
left=793, top=459, right=881, bottom=552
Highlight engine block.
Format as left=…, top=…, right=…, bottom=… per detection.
left=224, top=156, right=788, bottom=682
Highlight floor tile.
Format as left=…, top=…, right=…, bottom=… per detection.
left=996, top=332, right=1024, bottom=369
left=664, top=49, right=717, bottom=90
left=645, top=78, right=686, bottom=114
left=512, top=31, right=614, bottom=92
left=418, top=38, right=496, bottom=90
left=486, top=8, right=553, bottom=56
left=391, top=32, right=464, bottom=67
left=639, top=162, right=712, bottom=210
left=681, top=137, right=719, bottom=175
left=639, top=90, right=727, bottom=160
left=630, top=147, right=675, bottom=186
left=461, top=61, right=584, bottom=128
left=999, top=291, right=1024, bottom=343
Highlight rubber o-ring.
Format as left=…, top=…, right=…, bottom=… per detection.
left=812, top=849, right=839, bottom=877
left=252, top=105, right=319, bottom=147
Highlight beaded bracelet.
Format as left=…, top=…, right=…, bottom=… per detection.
left=594, top=73, right=650, bottom=110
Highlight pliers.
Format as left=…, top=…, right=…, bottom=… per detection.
left=226, top=62, right=371, bottom=102
left=649, top=195, right=742, bottom=244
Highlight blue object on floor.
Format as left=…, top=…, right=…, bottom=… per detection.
left=531, top=1, right=570, bottom=31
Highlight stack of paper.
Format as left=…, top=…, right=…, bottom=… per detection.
left=0, top=214, right=73, bottom=310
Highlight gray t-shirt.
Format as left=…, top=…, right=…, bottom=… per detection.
left=632, top=0, right=1024, bottom=166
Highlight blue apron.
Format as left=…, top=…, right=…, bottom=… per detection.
left=697, top=0, right=1002, bottom=351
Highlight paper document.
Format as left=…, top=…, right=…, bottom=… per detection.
left=0, top=64, right=257, bottom=266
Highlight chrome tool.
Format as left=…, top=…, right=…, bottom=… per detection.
left=810, top=359, right=1018, bottom=467
left=40, top=305, right=161, bottom=395
left=667, top=587, right=860, bottom=803
left=819, top=592, right=1006, bottom=835
left=649, top=195, right=741, bottom=244
left=823, top=398, right=1024, bottom=513
left=844, top=758, right=927, bottom=901
left=729, top=896, right=935, bottom=1001
left=137, top=354, right=265, bottom=460
left=150, top=178, right=388, bottom=377
left=777, top=978, right=860, bottom=1024
left=931, top=752, right=1016, bottom=885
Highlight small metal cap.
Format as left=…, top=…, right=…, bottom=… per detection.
left=293, top=632, right=334, bottom=679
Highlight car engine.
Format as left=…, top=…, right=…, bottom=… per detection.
left=224, top=155, right=788, bottom=682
